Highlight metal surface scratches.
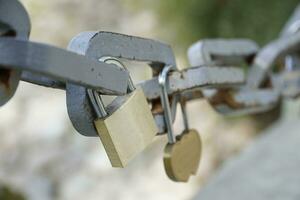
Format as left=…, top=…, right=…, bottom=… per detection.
left=0, top=37, right=129, bottom=94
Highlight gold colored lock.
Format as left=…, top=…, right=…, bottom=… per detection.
left=159, top=65, right=202, bottom=182
left=88, top=57, right=158, bottom=168
left=164, top=129, right=202, bottom=182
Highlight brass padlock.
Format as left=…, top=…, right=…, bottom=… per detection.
left=159, top=65, right=202, bottom=182
left=88, top=57, right=158, bottom=168
left=164, top=129, right=202, bottom=182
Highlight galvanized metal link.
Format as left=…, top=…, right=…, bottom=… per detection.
left=0, top=0, right=30, bottom=106
left=0, top=37, right=130, bottom=95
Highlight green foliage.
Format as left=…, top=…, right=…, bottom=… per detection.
left=0, top=186, right=26, bottom=200
left=127, top=0, right=299, bottom=51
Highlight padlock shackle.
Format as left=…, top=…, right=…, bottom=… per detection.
left=87, top=89, right=108, bottom=118
left=159, top=65, right=177, bottom=144
left=99, top=56, right=135, bottom=93
left=159, top=65, right=192, bottom=143
left=88, top=57, right=138, bottom=119
left=179, top=97, right=190, bottom=131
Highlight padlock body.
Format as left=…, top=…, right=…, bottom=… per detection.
left=164, top=129, right=202, bottom=182
left=94, top=87, right=158, bottom=167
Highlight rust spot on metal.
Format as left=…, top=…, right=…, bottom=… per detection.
left=151, top=98, right=163, bottom=114
left=2, top=29, right=16, bottom=37
left=150, top=62, right=165, bottom=76
left=0, top=23, right=17, bottom=94
left=245, top=54, right=256, bottom=64
left=0, top=68, right=11, bottom=89
left=209, top=89, right=244, bottom=109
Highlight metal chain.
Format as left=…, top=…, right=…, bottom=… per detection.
left=1, top=0, right=300, bottom=136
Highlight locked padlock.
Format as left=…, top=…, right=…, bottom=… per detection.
left=159, top=65, right=202, bottom=182
left=88, top=57, right=158, bottom=168
left=66, top=31, right=176, bottom=137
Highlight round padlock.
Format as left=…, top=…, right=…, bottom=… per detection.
left=159, top=65, right=202, bottom=182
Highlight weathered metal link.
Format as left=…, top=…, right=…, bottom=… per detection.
left=247, top=32, right=300, bottom=89
left=0, top=37, right=130, bottom=94
left=69, top=31, right=176, bottom=71
left=232, top=5, right=300, bottom=113
left=140, top=66, right=244, bottom=100
left=0, top=0, right=30, bottom=106
left=0, top=0, right=31, bottom=39
left=247, top=3, right=300, bottom=90
left=66, top=31, right=177, bottom=137
left=203, top=89, right=280, bottom=116
left=279, top=4, right=300, bottom=98
left=186, top=38, right=281, bottom=115
left=186, top=24, right=300, bottom=115
left=188, top=39, right=258, bottom=67
left=150, top=66, right=244, bottom=133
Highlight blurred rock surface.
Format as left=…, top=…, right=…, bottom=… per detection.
left=194, top=100, right=300, bottom=200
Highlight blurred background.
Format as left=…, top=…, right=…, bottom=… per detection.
left=0, top=0, right=299, bottom=199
